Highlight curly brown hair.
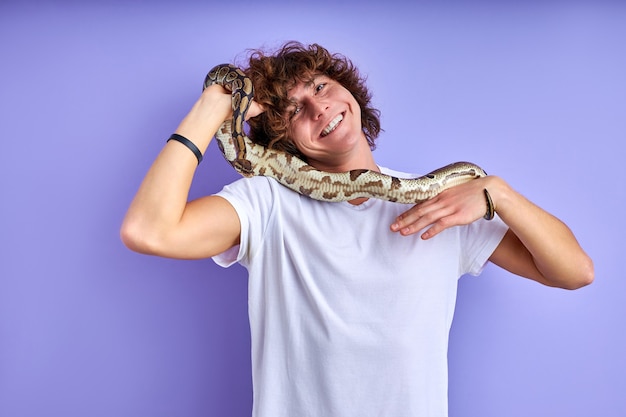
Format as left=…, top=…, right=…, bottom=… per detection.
left=241, top=41, right=381, bottom=160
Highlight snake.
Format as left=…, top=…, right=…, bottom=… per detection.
left=203, top=64, right=487, bottom=204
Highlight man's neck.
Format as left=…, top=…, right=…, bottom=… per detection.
left=308, top=140, right=379, bottom=174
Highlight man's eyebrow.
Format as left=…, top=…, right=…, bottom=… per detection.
left=287, top=76, right=319, bottom=102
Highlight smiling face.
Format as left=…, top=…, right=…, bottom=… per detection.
left=285, top=74, right=372, bottom=172
left=245, top=42, right=382, bottom=170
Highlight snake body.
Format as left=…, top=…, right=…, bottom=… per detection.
left=204, top=64, right=486, bottom=203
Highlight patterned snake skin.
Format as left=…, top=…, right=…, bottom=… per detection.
left=203, top=64, right=487, bottom=203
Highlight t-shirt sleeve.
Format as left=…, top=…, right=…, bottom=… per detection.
left=460, top=214, right=509, bottom=276
left=211, top=176, right=276, bottom=268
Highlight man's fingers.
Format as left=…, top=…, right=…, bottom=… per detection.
left=391, top=199, right=453, bottom=236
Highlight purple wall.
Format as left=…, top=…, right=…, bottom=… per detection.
left=1, top=1, right=624, bottom=416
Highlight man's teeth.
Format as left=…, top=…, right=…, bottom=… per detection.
left=321, top=114, right=343, bottom=136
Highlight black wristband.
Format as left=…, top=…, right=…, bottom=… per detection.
left=483, top=188, right=495, bottom=220
left=167, top=133, right=203, bottom=165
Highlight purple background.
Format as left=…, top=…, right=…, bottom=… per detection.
left=1, top=1, right=624, bottom=416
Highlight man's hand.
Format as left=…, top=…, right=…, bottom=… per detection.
left=245, top=100, right=266, bottom=120
left=390, top=176, right=495, bottom=239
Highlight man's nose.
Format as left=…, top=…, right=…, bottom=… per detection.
left=309, top=98, right=329, bottom=120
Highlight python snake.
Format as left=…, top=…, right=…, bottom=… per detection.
left=203, top=64, right=487, bottom=203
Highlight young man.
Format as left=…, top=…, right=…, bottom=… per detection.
left=121, top=42, right=593, bottom=417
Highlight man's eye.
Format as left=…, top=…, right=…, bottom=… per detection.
left=289, top=105, right=301, bottom=119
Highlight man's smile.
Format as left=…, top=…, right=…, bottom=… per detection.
left=321, top=113, right=344, bottom=137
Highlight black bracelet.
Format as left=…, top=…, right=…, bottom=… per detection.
left=483, top=188, right=495, bottom=220
left=167, top=133, right=203, bottom=165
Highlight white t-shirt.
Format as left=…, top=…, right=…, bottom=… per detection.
left=214, top=167, right=508, bottom=417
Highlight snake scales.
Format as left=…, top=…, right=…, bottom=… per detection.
left=203, top=64, right=486, bottom=203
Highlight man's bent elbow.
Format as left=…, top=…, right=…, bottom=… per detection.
left=120, top=221, right=161, bottom=255
left=575, top=257, right=595, bottom=289
left=561, top=256, right=595, bottom=290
